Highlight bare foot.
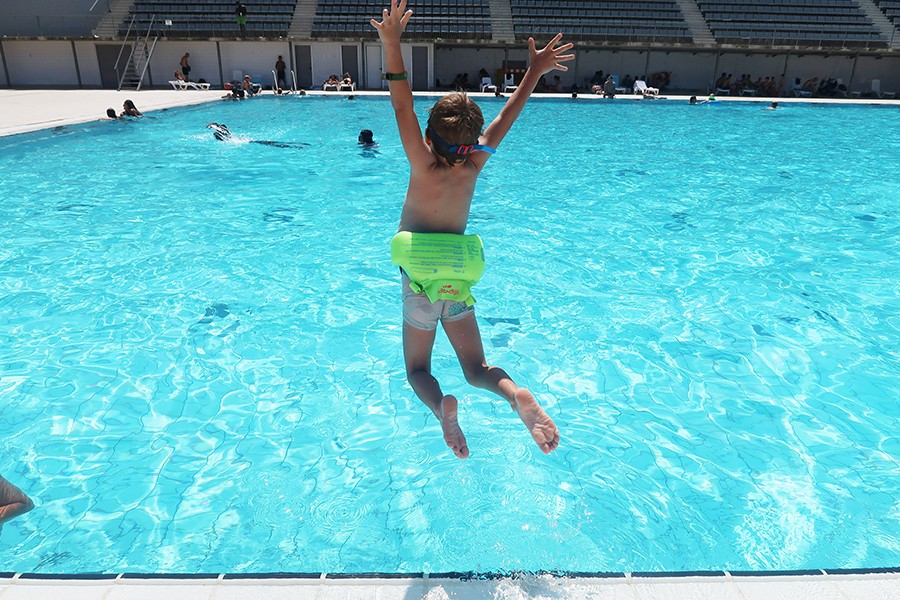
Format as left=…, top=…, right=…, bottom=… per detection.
left=440, top=395, right=469, bottom=459
left=513, top=388, right=560, bottom=454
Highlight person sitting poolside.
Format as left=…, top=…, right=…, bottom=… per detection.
left=242, top=75, right=261, bottom=96
left=601, top=75, right=616, bottom=98
left=222, top=80, right=245, bottom=100
left=324, top=73, right=340, bottom=90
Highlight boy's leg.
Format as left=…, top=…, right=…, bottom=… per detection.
left=442, top=313, right=560, bottom=454
left=403, top=323, right=469, bottom=458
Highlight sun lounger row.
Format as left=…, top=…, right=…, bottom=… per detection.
left=168, top=80, right=211, bottom=90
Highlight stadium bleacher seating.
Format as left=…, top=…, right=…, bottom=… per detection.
left=312, top=0, right=492, bottom=40
left=114, top=0, right=896, bottom=48
left=509, top=0, right=693, bottom=44
left=695, top=0, right=888, bottom=48
left=874, top=0, right=900, bottom=27
left=122, top=0, right=296, bottom=37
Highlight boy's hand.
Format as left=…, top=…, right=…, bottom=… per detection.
left=370, top=0, right=413, bottom=44
left=528, top=34, right=575, bottom=76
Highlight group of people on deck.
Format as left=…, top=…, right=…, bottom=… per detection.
left=323, top=72, right=354, bottom=90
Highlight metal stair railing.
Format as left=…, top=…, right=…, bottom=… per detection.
left=117, top=15, right=159, bottom=91
left=114, top=14, right=136, bottom=89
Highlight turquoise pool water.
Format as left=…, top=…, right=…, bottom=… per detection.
left=1, top=96, right=899, bottom=574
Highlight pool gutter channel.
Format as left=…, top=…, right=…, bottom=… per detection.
left=5, top=566, right=899, bottom=580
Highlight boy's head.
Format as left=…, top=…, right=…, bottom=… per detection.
left=358, top=129, right=375, bottom=144
left=427, top=92, right=484, bottom=147
left=426, top=92, right=485, bottom=164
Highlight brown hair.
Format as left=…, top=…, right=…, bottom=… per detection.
left=427, top=92, right=484, bottom=145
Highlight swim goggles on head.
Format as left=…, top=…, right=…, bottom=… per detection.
left=426, top=126, right=495, bottom=163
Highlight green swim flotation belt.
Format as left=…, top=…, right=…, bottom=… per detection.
left=390, top=232, right=485, bottom=306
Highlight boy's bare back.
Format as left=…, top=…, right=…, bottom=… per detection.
left=398, top=158, right=480, bottom=234
left=372, top=0, right=573, bottom=236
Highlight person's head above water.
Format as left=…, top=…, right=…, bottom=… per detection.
left=106, top=108, right=118, bottom=119
left=206, top=122, right=232, bottom=141
left=425, top=92, right=495, bottom=166
left=358, top=129, right=376, bottom=145
left=122, top=99, right=141, bottom=116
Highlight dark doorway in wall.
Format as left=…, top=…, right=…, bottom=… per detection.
left=412, top=46, right=428, bottom=90
left=341, top=45, right=358, bottom=83
left=294, top=44, right=312, bottom=89
left=96, top=44, right=130, bottom=89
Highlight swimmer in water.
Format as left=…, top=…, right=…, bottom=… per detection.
left=206, top=123, right=308, bottom=148
left=358, top=129, right=378, bottom=148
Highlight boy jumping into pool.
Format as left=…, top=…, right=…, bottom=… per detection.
left=372, top=1, right=572, bottom=458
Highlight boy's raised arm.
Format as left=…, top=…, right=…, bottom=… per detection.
left=476, top=34, right=574, bottom=160
left=371, top=1, right=433, bottom=169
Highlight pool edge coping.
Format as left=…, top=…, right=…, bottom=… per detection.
left=4, top=566, right=899, bottom=580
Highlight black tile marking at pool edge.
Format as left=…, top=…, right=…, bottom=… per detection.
left=19, top=573, right=119, bottom=580
left=824, top=567, right=900, bottom=575
left=223, top=572, right=321, bottom=579
left=12, top=568, right=900, bottom=581
left=729, top=569, right=824, bottom=577
left=631, top=571, right=726, bottom=578
left=326, top=572, right=424, bottom=579
left=120, top=573, right=220, bottom=579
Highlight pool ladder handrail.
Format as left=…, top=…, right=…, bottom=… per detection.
left=116, top=15, right=159, bottom=91
left=271, top=69, right=299, bottom=94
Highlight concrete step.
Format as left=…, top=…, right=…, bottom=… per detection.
left=672, top=0, right=715, bottom=45
left=289, top=0, right=318, bottom=38
left=93, top=0, right=135, bottom=39
left=487, top=0, right=515, bottom=43
left=855, top=0, right=900, bottom=49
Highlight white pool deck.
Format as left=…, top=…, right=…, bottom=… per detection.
left=1, top=571, right=899, bottom=600
left=1, top=88, right=899, bottom=599
left=1, top=87, right=898, bottom=138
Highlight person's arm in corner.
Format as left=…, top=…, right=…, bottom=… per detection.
left=370, top=0, right=433, bottom=171
left=0, top=475, right=34, bottom=526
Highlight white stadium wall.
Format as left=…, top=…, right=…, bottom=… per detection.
left=73, top=41, right=103, bottom=88
left=434, top=46, right=506, bottom=88
left=0, top=39, right=897, bottom=95
left=149, top=41, right=219, bottom=87
left=217, top=41, right=293, bottom=87
left=3, top=40, right=79, bottom=87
